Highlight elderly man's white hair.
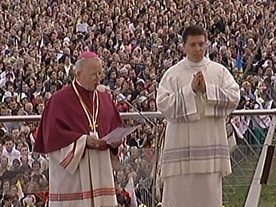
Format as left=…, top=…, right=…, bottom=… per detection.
left=74, top=56, right=101, bottom=73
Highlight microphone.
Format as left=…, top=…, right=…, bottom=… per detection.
left=96, top=84, right=156, bottom=127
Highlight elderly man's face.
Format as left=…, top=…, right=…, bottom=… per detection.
left=77, top=58, right=103, bottom=91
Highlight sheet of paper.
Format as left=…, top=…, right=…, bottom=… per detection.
left=102, top=125, right=140, bottom=143
left=76, top=23, right=88, bottom=33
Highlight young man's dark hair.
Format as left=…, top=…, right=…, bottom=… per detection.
left=182, top=25, right=207, bottom=43
left=3, top=133, right=14, bottom=143
left=1, top=193, right=13, bottom=206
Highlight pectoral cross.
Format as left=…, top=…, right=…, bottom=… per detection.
left=89, top=123, right=98, bottom=131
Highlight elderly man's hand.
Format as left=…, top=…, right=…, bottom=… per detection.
left=86, top=135, right=109, bottom=150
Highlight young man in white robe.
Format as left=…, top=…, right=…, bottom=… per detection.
left=156, top=25, right=240, bottom=207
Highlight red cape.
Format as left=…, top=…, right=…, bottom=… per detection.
left=34, top=83, right=123, bottom=154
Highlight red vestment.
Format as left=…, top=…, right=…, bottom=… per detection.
left=34, top=82, right=123, bottom=154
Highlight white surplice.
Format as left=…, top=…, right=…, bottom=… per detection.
left=48, top=135, right=117, bottom=207
left=157, top=57, right=240, bottom=207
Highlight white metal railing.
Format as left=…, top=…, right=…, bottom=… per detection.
left=1, top=109, right=276, bottom=122
left=1, top=109, right=276, bottom=206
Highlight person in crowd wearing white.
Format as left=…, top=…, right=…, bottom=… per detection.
left=2, top=134, right=21, bottom=166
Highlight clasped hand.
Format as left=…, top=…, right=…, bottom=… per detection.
left=191, top=71, right=206, bottom=93
left=86, top=135, right=121, bottom=150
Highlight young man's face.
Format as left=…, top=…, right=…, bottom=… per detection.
left=20, top=146, right=29, bottom=155
left=5, top=141, right=14, bottom=152
left=184, top=35, right=207, bottom=62
left=12, top=160, right=20, bottom=169
left=1, top=156, right=8, bottom=166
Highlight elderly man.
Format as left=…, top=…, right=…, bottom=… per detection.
left=34, top=51, right=123, bottom=207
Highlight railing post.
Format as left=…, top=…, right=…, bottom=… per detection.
left=244, top=115, right=276, bottom=207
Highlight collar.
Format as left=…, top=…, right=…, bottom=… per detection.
left=184, top=57, right=210, bottom=67
left=75, top=78, right=91, bottom=92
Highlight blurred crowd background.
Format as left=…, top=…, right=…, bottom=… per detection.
left=0, top=0, right=275, bottom=206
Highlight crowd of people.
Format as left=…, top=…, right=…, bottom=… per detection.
left=0, top=0, right=275, bottom=206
